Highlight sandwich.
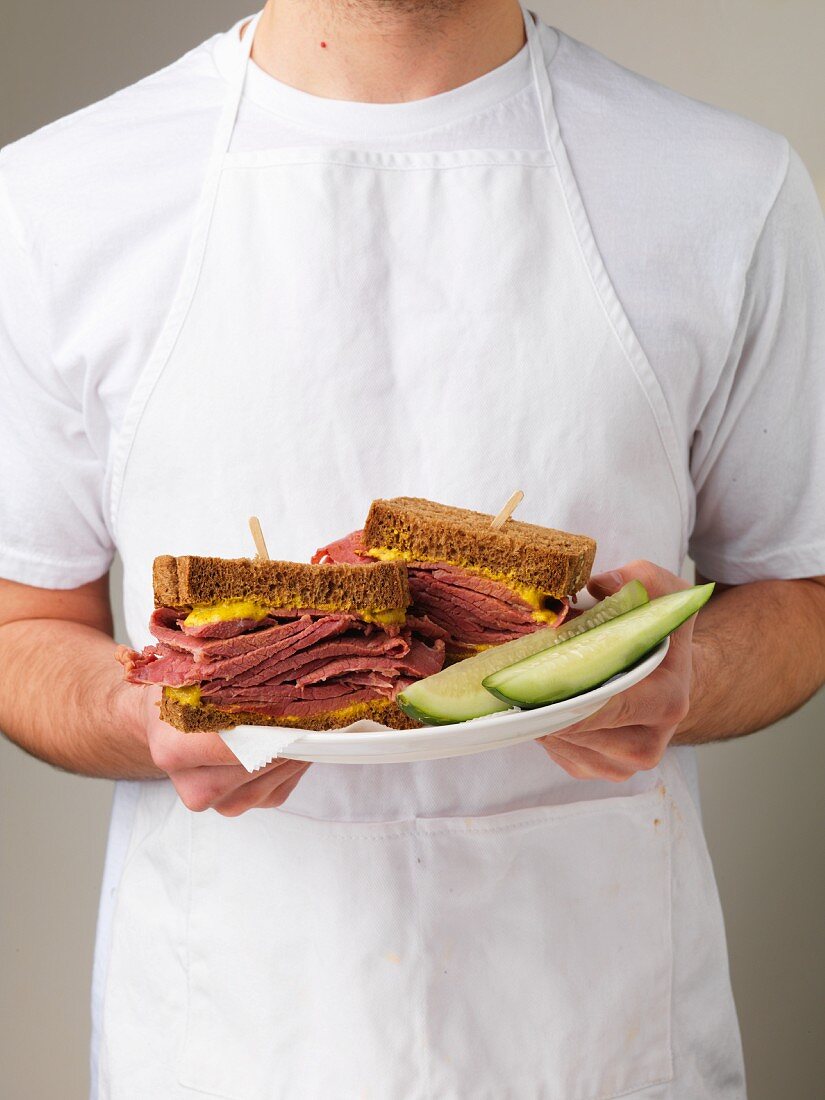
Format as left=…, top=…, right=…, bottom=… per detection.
left=116, top=554, right=446, bottom=731
left=313, top=497, right=596, bottom=660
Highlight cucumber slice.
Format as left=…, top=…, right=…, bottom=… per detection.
left=483, top=583, right=714, bottom=708
left=397, top=580, right=649, bottom=725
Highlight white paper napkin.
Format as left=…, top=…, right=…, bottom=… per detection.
left=219, top=719, right=394, bottom=772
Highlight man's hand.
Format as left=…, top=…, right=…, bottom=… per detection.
left=539, top=560, right=693, bottom=783
left=141, top=687, right=311, bottom=816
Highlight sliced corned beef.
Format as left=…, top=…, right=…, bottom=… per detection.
left=405, top=615, right=450, bottom=642
left=227, top=628, right=409, bottom=688
left=314, top=529, right=569, bottom=652
left=199, top=617, right=357, bottom=681
left=311, top=530, right=371, bottom=565
left=120, top=604, right=445, bottom=721
left=115, top=643, right=202, bottom=687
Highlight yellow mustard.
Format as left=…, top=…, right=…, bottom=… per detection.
left=358, top=608, right=406, bottom=626
left=182, top=597, right=405, bottom=629
left=183, top=599, right=270, bottom=627
left=166, top=684, right=202, bottom=706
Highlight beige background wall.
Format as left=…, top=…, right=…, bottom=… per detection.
left=1, top=2, right=823, bottom=1097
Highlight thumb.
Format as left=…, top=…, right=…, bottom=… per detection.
left=587, top=559, right=690, bottom=601
left=587, top=569, right=625, bottom=600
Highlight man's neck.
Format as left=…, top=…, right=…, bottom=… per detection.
left=252, top=0, right=527, bottom=103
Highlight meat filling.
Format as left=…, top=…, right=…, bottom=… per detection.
left=117, top=606, right=445, bottom=718
left=312, top=530, right=569, bottom=651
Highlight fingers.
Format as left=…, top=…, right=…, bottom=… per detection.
left=540, top=741, right=592, bottom=780
left=539, top=667, right=688, bottom=779
left=588, top=558, right=690, bottom=601
left=538, top=652, right=690, bottom=779
left=561, top=662, right=691, bottom=738
left=143, top=700, right=313, bottom=815
left=212, top=761, right=311, bottom=817
left=169, top=757, right=308, bottom=813
left=256, top=766, right=310, bottom=808
left=586, top=569, right=625, bottom=600
left=556, top=723, right=671, bottom=771
left=540, top=736, right=637, bottom=783
left=556, top=693, right=629, bottom=737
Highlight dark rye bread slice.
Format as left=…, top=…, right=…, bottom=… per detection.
left=160, top=691, right=420, bottom=733
left=363, top=497, right=596, bottom=597
left=153, top=555, right=409, bottom=613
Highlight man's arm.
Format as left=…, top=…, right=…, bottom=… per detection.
left=674, top=573, right=825, bottom=745
left=540, top=562, right=825, bottom=782
left=0, top=574, right=159, bottom=778
left=0, top=575, right=310, bottom=810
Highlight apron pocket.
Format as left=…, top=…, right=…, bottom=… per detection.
left=179, top=786, right=673, bottom=1100
left=415, top=785, right=674, bottom=1100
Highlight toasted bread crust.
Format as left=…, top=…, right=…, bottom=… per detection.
left=153, top=556, right=409, bottom=612
left=159, top=691, right=420, bottom=732
left=363, top=497, right=596, bottom=596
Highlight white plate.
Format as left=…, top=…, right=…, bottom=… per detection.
left=220, top=639, right=669, bottom=769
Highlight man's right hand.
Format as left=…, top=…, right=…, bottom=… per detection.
left=0, top=572, right=310, bottom=802
left=141, top=686, right=311, bottom=816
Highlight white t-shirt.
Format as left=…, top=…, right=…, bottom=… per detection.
left=1, top=17, right=824, bottom=590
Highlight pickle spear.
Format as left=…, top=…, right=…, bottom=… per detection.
left=483, top=583, right=714, bottom=708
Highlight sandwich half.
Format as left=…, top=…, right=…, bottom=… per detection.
left=313, top=497, right=596, bottom=659
left=116, top=554, right=446, bottom=731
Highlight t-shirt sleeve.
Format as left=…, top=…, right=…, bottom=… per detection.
left=0, top=173, right=115, bottom=588
left=688, top=144, right=825, bottom=584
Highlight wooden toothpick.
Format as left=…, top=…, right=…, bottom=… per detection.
left=490, top=490, right=524, bottom=530
left=248, top=516, right=270, bottom=561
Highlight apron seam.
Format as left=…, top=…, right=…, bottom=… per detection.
left=224, top=156, right=556, bottom=174
left=591, top=1074, right=675, bottom=1100
left=171, top=1081, right=237, bottom=1100
left=271, top=791, right=664, bottom=839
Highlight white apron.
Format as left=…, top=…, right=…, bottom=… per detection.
left=99, top=9, right=745, bottom=1098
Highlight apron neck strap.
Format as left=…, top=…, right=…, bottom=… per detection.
left=520, top=5, right=557, bottom=156
left=212, top=12, right=262, bottom=160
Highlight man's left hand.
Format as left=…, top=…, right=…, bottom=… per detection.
left=539, top=560, right=694, bottom=782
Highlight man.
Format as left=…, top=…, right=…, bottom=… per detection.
left=1, top=0, right=823, bottom=1095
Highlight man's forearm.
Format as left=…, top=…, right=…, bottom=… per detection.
left=0, top=619, right=161, bottom=779
left=674, top=577, right=825, bottom=745
left=4, top=576, right=821, bottom=775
